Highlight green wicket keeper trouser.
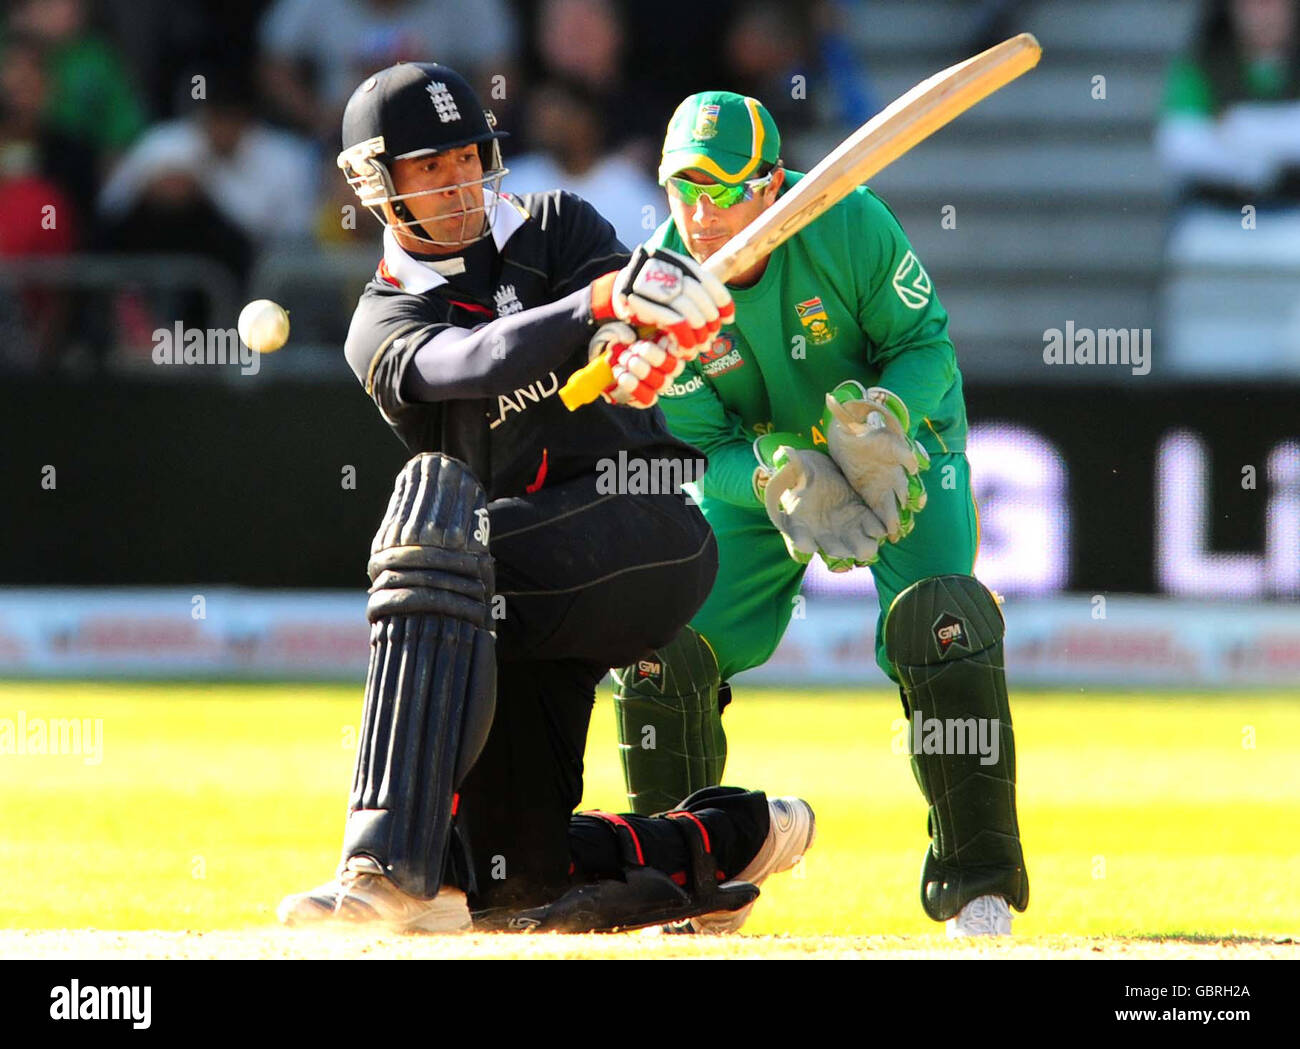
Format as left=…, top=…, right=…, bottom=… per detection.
left=690, top=452, right=979, bottom=682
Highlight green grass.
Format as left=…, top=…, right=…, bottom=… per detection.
left=1, top=682, right=1297, bottom=936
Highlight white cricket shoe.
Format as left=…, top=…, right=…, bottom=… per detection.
left=946, top=894, right=1013, bottom=938
left=685, top=796, right=816, bottom=935
left=331, top=855, right=472, bottom=932
left=277, top=876, right=344, bottom=926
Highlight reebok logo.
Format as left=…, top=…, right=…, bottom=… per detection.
left=660, top=375, right=704, bottom=397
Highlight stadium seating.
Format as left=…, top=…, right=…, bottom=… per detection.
left=786, top=0, right=1199, bottom=379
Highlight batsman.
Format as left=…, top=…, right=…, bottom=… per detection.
left=608, top=92, right=1029, bottom=936
left=278, top=65, right=815, bottom=934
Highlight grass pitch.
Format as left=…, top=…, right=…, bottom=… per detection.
left=1, top=682, right=1297, bottom=957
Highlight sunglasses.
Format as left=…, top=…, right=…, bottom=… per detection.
left=665, top=172, right=775, bottom=208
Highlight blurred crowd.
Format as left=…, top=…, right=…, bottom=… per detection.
left=0, top=0, right=869, bottom=371
left=1155, top=0, right=1300, bottom=374
left=1158, top=0, right=1300, bottom=210
left=12, top=0, right=1296, bottom=376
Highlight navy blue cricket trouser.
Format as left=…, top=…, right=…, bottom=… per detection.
left=453, top=471, right=769, bottom=912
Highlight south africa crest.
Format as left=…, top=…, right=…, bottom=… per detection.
left=795, top=296, right=837, bottom=345
left=693, top=103, right=721, bottom=140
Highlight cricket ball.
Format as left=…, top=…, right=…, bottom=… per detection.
left=238, top=299, right=290, bottom=354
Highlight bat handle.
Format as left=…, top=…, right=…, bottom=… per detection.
left=559, top=355, right=615, bottom=411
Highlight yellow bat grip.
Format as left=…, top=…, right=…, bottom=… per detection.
left=558, top=354, right=615, bottom=411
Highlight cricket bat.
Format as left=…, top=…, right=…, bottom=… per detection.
left=559, top=32, right=1042, bottom=411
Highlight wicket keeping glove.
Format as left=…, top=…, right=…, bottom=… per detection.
left=822, top=382, right=930, bottom=543
left=590, top=245, right=734, bottom=358
left=588, top=321, right=684, bottom=409
left=754, top=431, right=886, bottom=570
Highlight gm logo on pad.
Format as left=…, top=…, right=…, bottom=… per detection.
left=932, top=612, right=970, bottom=657
left=636, top=659, right=664, bottom=688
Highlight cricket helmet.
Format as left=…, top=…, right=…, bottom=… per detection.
left=338, top=62, right=509, bottom=248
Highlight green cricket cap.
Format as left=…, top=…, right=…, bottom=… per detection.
left=658, top=91, right=781, bottom=187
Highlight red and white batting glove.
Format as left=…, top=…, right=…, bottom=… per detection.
left=588, top=321, right=684, bottom=409
left=590, top=245, right=734, bottom=357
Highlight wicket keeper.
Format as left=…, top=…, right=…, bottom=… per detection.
left=609, top=92, right=1029, bottom=936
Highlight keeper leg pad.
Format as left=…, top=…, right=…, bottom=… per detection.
left=341, top=453, right=497, bottom=899
left=883, top=574, right=1029, bottom=920
left=612, top=626, right=726, bottom=815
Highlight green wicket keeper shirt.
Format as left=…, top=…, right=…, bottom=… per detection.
left=647, top=172, right=968, bottom=508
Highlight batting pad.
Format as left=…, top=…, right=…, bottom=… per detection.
left=342, top=454, right=497, bottom=899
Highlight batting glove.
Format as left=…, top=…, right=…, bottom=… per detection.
left=590, top=245, right=734, bottom=358
left=589, top=321, right=684, bottom=409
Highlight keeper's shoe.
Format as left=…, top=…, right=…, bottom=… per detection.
left=276, top=876, right=344, bottom=926
left=946, top=894, right=1013, bottom=938
left=331, top=855, right=472, bottom=933
left=682, top=796, right=815, bottom=935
